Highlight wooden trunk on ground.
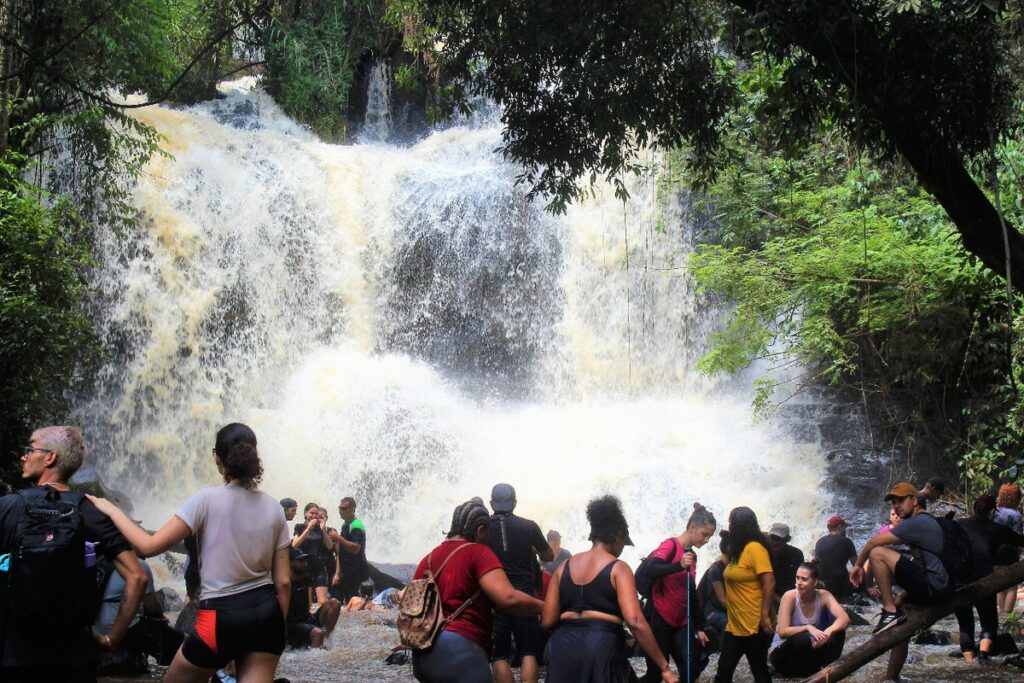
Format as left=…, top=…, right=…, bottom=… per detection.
left=800, top=561, right=1024, bottom=683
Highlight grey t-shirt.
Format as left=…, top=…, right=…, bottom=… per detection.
left=892, top=513, right=948, bottom=591
left=176, top=483, right=291, bottom=600
left=542, top=548, right=571, bottom=574
left=94, top=559, right=155, bottom=634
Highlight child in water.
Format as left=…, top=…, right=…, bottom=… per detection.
left=344, top=580, right=386, bottom=612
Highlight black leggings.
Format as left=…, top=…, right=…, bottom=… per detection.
left=714, top=630, right=772, bottom=683
left=954, top=592, right=999, bottom=654
left=769, top=631, right=846, bottom=678
left=643, top=607, right=708, bottom=683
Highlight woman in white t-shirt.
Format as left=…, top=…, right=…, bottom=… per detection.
left=90, top=423, right=291, bottom=683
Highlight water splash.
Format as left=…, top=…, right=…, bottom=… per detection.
left=74, top=79, right=833, bottom=565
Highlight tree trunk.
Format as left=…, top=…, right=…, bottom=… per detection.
left=799, top=560, right=1024, bottom=683
left=0, top=0, right=14, bottom=157
left=725, top=0, right=1024, bottom=289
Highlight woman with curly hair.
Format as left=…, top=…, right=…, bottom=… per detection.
left=90, top=423, right=291, bottom=683
left=995, top=483, right=1024, bottom=614
left=543, top=495, right=679, bottom=683
left=714, top=506, right=776, bottom=683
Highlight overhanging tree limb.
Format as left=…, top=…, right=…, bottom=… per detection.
left=728, top=0, right=1024, bottom=287
left=799, top=560, right=1024, bottom=683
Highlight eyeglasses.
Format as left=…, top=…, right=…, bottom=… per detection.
left=21, top=446, right=50, bottom=456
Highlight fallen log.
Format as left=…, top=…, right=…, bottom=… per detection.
left=800, top=560, right=1024, bottom=683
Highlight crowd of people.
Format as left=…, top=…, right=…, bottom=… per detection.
left=1, top=423, right=1023, bottom=683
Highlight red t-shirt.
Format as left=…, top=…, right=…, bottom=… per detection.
left=651, top=537, right=696, bottom=628
left=413, top=539, right=504, bottom=652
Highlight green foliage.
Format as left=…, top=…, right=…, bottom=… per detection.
left=0, top=156, right=99, bottom=482
left=687, top=62, right=1024, bottom=492
left=263, top=2, right=361, bottom=141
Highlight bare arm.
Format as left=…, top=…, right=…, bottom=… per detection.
left=291, top=521, right=312, bottom=548
left=86, top=495, right=191, bottom=557
left=336, top=534, right=362, bottom=555
left=822, top=591, right=851, bottom=634
left=541, top=563, right=563, bottom=630
left=272, top=546, right=291, bottom=619
left=775, top=590, right=802, bottom=638
left=759, top=572, right=775, bottom=632
left=478, top=568, right=544, bottom=617
left=538, top=543, right=555, bottom=563
left=712, top=578, right=727, bottom=608
left=95, top=550, right=147, bottom=650
left=613, top=563, right=679, bottom=683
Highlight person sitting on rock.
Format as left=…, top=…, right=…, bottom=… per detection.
left=286, top=548, right=341, bottom=649
left=769, top=561, right=849, bottom=677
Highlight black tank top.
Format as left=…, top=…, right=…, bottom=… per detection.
left=558, top=558, right=622, bottom=617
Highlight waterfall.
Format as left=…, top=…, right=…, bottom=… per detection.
left=362, top=60, right=392, bottom=142
left=74, top=79, right=833, bottom=564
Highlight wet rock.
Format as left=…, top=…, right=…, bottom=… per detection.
left=69, top=465, right=135, bottom=518
left=991, top=632, right=1019, bottom=655
left=369, top=563, right=408, bottom=590
left=155, top=587, right=185, bottom=613
left=914, top=629, right=952, bottom=645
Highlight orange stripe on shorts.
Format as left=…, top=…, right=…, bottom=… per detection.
left=196, top=608, right=219, bottom=654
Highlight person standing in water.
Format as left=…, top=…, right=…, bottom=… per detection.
left=89, top=423, right=291, bottom=683
left=642, top=503, right=717, bottom=682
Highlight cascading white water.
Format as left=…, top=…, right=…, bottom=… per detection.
left=362, top=60, right=393, bottom=142
left=74, top=78, right=830, bottom=566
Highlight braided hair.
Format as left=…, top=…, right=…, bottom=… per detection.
left=446, top=499, right=491, bottom=540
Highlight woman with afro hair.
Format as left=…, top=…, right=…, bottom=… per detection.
left=542, top=495, right=678, bottom=683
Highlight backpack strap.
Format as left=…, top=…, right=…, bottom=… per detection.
left=441, top=588, right=482, bottom=628
left=428, top=542, right=483, bottom=630
left=428, top=541, right=476, bottom=578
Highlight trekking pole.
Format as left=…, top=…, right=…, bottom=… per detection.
left=686, top=563, right=691, bottom=683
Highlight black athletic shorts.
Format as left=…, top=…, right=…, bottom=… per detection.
left=286, top=606, right=326, bottom=648
left=492, top=612, right=542, bottom=661
left=183, top=584, right=285, bottom=669
left=894, top=556, right=932, bottom=604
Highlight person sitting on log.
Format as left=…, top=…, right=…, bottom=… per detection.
left=850, top=482, right=948, bottom=682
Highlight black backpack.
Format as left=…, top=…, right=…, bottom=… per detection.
left=635, top=538, right=679, bottom=601
left=935, top=515, right=973, bottom=589
left=7, top=487, right=97, bottom=625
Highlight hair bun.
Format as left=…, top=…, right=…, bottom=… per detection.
left=693, top=502, right=705, bottom=511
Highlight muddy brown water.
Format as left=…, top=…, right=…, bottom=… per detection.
left=99, top=611, right=1022, bottom=682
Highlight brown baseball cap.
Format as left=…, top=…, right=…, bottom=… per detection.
left=884, top=482, right=918, bottom=502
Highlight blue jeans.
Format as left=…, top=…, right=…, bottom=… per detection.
left=413, top=630, right=493, bottom=683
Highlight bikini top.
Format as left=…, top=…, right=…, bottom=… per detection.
left=558, top=558, right=622, bottom=617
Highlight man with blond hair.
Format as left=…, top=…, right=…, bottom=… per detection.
left=0, top=426, right=146, bottom=682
